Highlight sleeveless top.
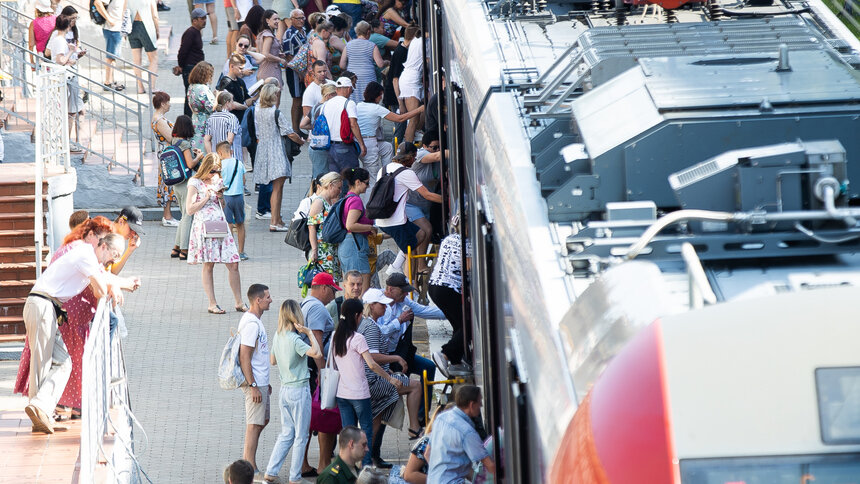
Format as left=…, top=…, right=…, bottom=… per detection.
left=151, top=115, right=173, bottom=151
left=345, top=38, right=377, bottom=103
left=33, top=16, right=57, bottom=53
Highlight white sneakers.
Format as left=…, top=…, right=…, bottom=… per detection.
left=255, top=212, right=272, bottom=220
left=162, top=217, right=179, bottom=227
left=432, top=351, right=450, bottom=379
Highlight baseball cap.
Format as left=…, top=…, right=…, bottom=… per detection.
left=362, top=288, right=393, bottom=305
left=393, top=141, right=418, bottom=161
left=312, top=272, right=343, bottom=291
left=386, top=272, right=415, bottom=293
left=35, top=0, right=53, bottom=14
left=325, top=5, right=342, bottom=16
left=118, top=206, right=145, bottom=235
left=191, top=8, right=207, bottom=19
left=333, top=77, right=353, bottom=89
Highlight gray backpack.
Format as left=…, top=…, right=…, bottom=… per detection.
left=217, top=319, right=259, bottom=390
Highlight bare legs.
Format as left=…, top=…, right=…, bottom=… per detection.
left=291, top=96, right=302, bottom=135
left=132, top=49, right=159, bottom=94
left=202, top=261, right=243, bottom=310
left=194, top=3, right=218, bottom=42
left=403, top=96, right=423, bottom=143
left=243, top=423, right=265, bottom=470
left=413, top=217, right=432, bottom=272
left=302, top=430, right=336, bottom=474
left=270, top=176, right=287, bottom=227
left=231, top=223, right=246, bottom=253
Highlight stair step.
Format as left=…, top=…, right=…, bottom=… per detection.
left=0, top=262, right=38, bottom=280
left=0, top=279, right=37, bottom=298
left=0, top=181, right=46, bottom=197
left=0, top=194, right=47, bottom=212
left=0, top=316, right=25, bottom=336
left=0, top=297, right=26, bottom=317
left=0, top=229, right=39, bottom=248
left=0, top=247, right=48, bottom=264
left=0, top=213, right=36, bottom=230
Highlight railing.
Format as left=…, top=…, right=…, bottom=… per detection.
left=82, top=299, right=150, bottom=483
left=0, top=3, right=157, bottom=185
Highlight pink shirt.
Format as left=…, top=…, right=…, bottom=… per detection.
left=32, top=16, right=57, bottom=54
left=341, top=193, right=372, bottom=236
left=334, top=333, right=371, bottom=399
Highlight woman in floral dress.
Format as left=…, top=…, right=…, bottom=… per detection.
left=151, top=91, right=179, bottom=228
left=186, top=153, right=247, bottom=314
left=307, top=171, right=343, bottom=281
left=186, top=61, right=216, bottom=152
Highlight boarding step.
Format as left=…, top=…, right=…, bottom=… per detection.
left=0, top=180, right=47, bottom=197
left=0, top=297, right=26, bottom=317
left=0, top=279, right=37, bottom=298
left=0, top=195, right=47, bottom=212
left=0, top=261, right=38, bottom=280
left=0, top=315, right=24, bottom=337
left=0, top=229, right=40, bottom=248
left=0, top=213, right=36, bottom=231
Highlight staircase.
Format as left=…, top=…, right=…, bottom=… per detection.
left=0, top=165, right=51, bottom=340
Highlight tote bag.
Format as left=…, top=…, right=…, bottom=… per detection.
left=319, top=335, right=340, bottom=410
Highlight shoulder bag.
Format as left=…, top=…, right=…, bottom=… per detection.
left=319, top=334, right=340, bottom=410
left=202, top=191, right=231, bottom=238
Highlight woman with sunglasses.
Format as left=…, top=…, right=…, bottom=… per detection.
left=220, top=34, right=265, bottom=92
left=186, top=153, right=246, bottom=315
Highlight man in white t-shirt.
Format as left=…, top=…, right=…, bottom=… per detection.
left=238, top=283, right=273, bottom=472
left=302, top=61, right=328, bottom=119
left=322, top=77, right=367, bottom=179
left=375, top=143, right=442, bottom=266
left=24, top=234, right=139, bottom=433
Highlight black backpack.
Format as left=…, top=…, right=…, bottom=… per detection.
left=90, top=0, right=107, bottom=26
left=366, top=166, right=409, bottom=220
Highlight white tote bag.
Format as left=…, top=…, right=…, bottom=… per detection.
left=319, top=334, right=340, bottom=410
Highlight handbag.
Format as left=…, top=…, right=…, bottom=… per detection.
left=297, top=260, right=324, bottom=297
left=286, top=41, right=311, bottom=74
left=203, top=195, right=231, bottom=238
left=275, top=108, right=301, bottom=165
left=310, top=387, right=342, bottom=434
left=382, top=394, right=405, bottom=430
left=319, top=335, right=340, bottom=410
left=285, top=214, right=311, bottom=252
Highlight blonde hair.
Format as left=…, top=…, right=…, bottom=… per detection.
left=426, top=403, right=453, bottom=435
left=277, top=300, right=305, bottom=334
left=215, top=91, right=234, bottom=112
left=194, top=153, right=221, bottom=179
left=228, top=53, right=245, bottom=66
left=259, top=83, right=280, bottom=108
left=354, top=21, right=371, bottom=37
left=319, top=171, right=342, bottom=187
left=320, top=84, right=337, bottom=98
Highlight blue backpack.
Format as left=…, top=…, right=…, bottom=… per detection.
left=240, top=105, right=255, bottom=147
left=309, top=104, right=331, bottom=151
left=159, top=141, right=192, bottom=186
left=320, top=194, right=359, bottom=244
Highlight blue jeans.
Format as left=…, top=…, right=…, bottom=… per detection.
left=265, top=385, right=312, bottom=482
left=412, top=355, right=436, bottom=425
left=334, top=2, right=362, bottom=37
left=309, top=148, right=332, bottom=180
left=336, top=397, right=373, bottom=466
left=257, top=181, right=273, bottom=214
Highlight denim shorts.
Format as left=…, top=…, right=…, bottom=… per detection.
left=223, top=194, right=245, bottom=224
left=338, top=233, right=370, bottom=274
left=380, top=222, right=419, bottom=253
left=102, top=29, right=122, bottom=59
left=405, top=203, right=428, bottom=222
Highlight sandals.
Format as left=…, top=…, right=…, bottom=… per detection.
left=179, top=250, right=188, bottom=260
left=408, top=427, right=424, bottom=440
left=208, top=305, right=226, bottom=314
left=269, top=224, right=289, bottom=232
left=235, top=304, right=248, bottom=313
left=171, top=247, right=181, bottom=258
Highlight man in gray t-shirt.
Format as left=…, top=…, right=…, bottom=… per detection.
left=300, top=272, right=341, bottom=384
left=406, top=130, right=442, bottom=216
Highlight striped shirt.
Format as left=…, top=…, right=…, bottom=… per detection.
left=282, top=26, right=307, bottom=57
left=205, top=111, right=242, bottom=162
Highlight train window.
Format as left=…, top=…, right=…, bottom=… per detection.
left=816, top=367, right=860, bottom=445
left=680, top=454, right=860, bottom=484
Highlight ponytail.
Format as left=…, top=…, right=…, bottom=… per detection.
left=215, top=91, right=234, bottom=112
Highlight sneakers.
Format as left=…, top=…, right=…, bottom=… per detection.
left=432, top=351, right=450, bottom=379
left=255, top=211, right=271, bottom=220
left=162, top=217, right=179, bottom=227
left=244, top=188, right=252, bottom=196
left=156, top=2, right=170, bottom=10
left=239, top=252, right=249, bottom=261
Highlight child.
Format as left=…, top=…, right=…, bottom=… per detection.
left=217, top=141, right=248, bottom=260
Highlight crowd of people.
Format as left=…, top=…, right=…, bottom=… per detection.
left=16, top=0, right=492, bottom=481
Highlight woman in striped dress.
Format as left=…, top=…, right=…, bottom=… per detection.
left=339, top=21, right=383, bottom=104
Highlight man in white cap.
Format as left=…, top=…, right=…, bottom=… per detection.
left=321, top=77, right=366, bottom=184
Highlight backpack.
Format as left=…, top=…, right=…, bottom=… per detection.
left=90, top=0, right=107, bottom=26
left=217, top=318, right=260, bottom=390
left=309, top=104, right=331, bottom=150
left=320, top=193, right=359, bottom=244
left=159, top=140, right=192, bottom=186
left=339, top=98, right=355, bottom=144
left=240, top=105, right=256, bottom=147
left=366, top=166, right=409, bottom=220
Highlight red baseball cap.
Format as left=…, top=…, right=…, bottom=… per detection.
left=311, top=272, right=342, bottom=291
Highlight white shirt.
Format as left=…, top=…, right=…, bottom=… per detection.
left=398, top=39, right=424, bottom=87
left=45, top=33, right=70, bottom=62
left=302, top=82, right=322, bottom=109
left=100, top=0, right=125, bottom=32
left=235, top=0, right=253, bottom=22
left=293, top=196, right=312, bottom=220
left=238, top=312, right=270, bottom=386
left=375, top=162, right=423, bottom=227
left=357, top=102, right=390, bottom=139
left=32, top=244, right=103, bottom=303
left=321, top=95, right=357, bottom=142
left=429, top=233, right=466, bottom=292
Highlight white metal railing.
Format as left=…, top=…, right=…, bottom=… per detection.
left=0, top=3, right=157, bottom=184
left=82, top=299, right=150, bottom=483
left=681, top=242, right=717, bottom=309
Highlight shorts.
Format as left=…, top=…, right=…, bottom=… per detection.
left=242, top=384, right=271, bottom=426
left=405, top=203, right=428, bottom=222
left=338, top=233, right=370, bottom=274
left=194, top=0, right=214, bottom=4
left=225, top=7, right=239, bottom=30
left=380, top=221, right=419, bottom=253
left=223, top=194, right=245, bottom=224
left=102, top=29, right=122, bottom=59
left=285, top=69, right=305, bottom=99
left=127, top=21, right=156, bottom=52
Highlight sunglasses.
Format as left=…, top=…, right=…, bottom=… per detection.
left=237, top=43, right=249, bottom=48
left=427, top=144, right=440, bottom=150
